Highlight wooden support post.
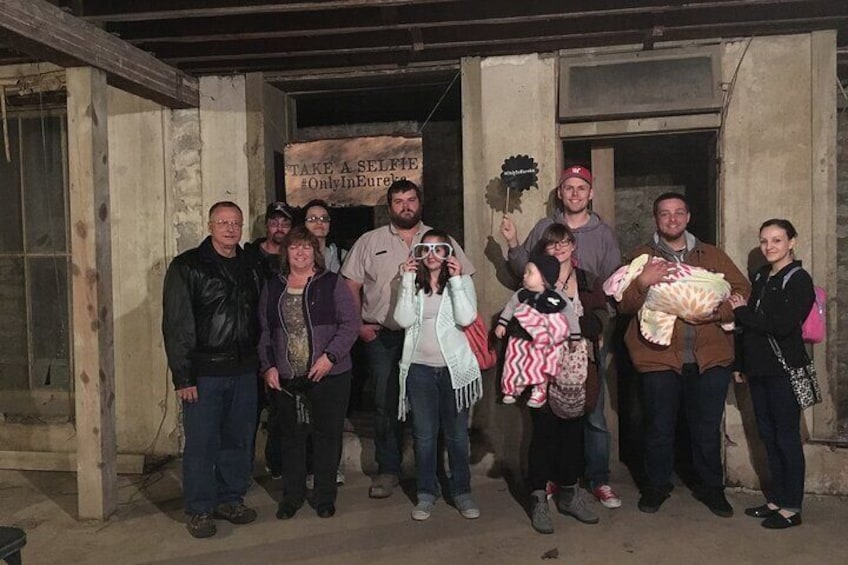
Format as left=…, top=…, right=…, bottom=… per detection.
left=589, top=143, right=619, bottom=462
left=809, top=30, right=838, bottom=439
left=590, top=144, right=615, bottom=227
left=66, top=66, right=117, bottom=521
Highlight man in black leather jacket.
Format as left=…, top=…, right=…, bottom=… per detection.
left=162, top=201, right=262, bottom=539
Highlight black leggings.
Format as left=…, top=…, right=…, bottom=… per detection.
left=274, top=372, right=351, bottom=507
left=527, top=406, right=584, bottom=491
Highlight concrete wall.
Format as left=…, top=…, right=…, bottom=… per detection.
left=107, top=88, right=176, bottom=454
left=837, top=108, right=848, bottom=441
left=720, top=32, right=846, bottom=493
left=461, top=53, right=561, bottom=473
left=199, top=76, right=251, bottom=221
left=245, top=76, right=291, bottom=238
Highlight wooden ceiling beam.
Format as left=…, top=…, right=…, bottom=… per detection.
left=110, top=0, right=843, bottom=45
left=156, top=14, right=846, bottom=66
left=83, top=0, right=463, bottom=23
left=0, top=0, right=198, bottom=108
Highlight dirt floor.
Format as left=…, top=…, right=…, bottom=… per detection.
left=2, top=457, right=846, bottom=565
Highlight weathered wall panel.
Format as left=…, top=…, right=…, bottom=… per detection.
left=107, top=87, right=176, bottom=456
left=199, top=76, right=250, bottom=222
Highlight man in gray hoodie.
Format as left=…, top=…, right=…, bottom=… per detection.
left=501, top=165, right=623, bottom=509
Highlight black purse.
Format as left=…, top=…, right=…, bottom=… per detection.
left=767, top=337, right=821, bottom=410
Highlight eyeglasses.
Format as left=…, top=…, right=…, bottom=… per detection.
left=212, top=220, right=243, bottom=228
left=305, top=215, right=331, bottom=224
left=411, top=242, right=453, bottom=261
left=545, top=239, right=574, bottom=249
left=268, top=219, right=291, bottom=229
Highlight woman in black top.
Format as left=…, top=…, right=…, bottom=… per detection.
left=729, top=219, right=815, bottom=530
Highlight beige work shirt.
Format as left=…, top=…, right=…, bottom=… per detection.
left=340, top=222, right=475, bottom=330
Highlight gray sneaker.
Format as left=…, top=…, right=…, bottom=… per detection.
left=186, top=513, right=216, bottom=538
left=530, top=490, right=554, bottom=534
left=555, top=486, right=599, bottom=524
left=369, top=473, right=399, bottom=499
left=411, top=495, right=436, bottom=521
left=454, top=493, right=480, bottom=519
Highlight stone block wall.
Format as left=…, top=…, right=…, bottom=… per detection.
left=615, top=175, right=683, bottom=257
left=837, top=107, right=847, bottom=440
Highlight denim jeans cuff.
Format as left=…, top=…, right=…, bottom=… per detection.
left=453, top=492, right=474, bottom=503
left=588, top=477, right=610, bottom=489
left=417, top=492, right=437, bottom=504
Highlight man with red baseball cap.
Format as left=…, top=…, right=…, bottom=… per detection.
left=501, top=164, right=623, bottom=510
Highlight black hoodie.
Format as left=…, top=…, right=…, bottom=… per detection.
left=733, top=260, right=815, bottom=377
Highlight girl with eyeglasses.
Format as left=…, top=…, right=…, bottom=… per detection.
left=302, top=199, right=347, bottom=273
left=520, top=223, right=610, bottom=534
left=392, top=229, right=483, bottom=521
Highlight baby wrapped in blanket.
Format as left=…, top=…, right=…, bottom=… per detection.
left=603, top=254, right=733, bottom=346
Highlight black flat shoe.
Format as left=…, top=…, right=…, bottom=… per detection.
left=276, top=500, right=303, bottom=520
left=762, top=512, right=802, bottom=529
left=316, top=504, right=336, bottom=518
left=745, top=504, right=778, bottom=518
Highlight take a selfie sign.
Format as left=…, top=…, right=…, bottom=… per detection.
left=284, top=135, right=423, bottom=207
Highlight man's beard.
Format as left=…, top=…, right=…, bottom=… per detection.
left=390, top=209, right=421, bottom=230
left=270, top=231, right=287, bottom=244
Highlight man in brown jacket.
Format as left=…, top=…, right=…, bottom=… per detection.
left=618, top=192, right=750, bottom=517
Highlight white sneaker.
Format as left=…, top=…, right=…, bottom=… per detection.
left=411, top=499, right=434, bottom=521
left=336, top=468, right=345, bottom=486
left=455, top=494, right=480, bottom=519
left=502, top=395, right=517, bottom=405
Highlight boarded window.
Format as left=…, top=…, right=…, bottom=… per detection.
left=559, top=47, right=723, bottom=122
left=0, top=114, right=70, bottom=392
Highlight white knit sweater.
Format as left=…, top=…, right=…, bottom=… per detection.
left=392, top=273, right=483, bottom=420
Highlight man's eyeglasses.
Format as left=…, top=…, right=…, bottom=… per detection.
left=545, top=239, right=574, bottom=249
left=305, top=215, right=331, bottom=224
left=410, top=242, right=453, bottom=261
left=212, top=220, right=243, bottom=228
left=268, top=219, right=291, bottom=229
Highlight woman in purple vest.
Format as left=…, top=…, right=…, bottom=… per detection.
left=258, top=226, right=360, bottom=519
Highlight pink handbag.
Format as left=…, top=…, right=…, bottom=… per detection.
left=463, top=315, right=497, bottom=370
left=801, top=286, right=826, bottom=344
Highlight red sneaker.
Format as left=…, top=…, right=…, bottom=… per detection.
left=592, top=484, right=622, bottom=508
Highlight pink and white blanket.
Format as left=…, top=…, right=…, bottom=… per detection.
left=603, top=254, right=733, bottom=346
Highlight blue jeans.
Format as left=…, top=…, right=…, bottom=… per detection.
left=406, top=364, right=471, bottom=498
left=641, top=364, right=731, bottom=492
left=182, top=374, right=258, bottom=515
left=585, top=351, right=611, bottom=488
left=363, top=329, right=405, bottom=476
left=748, top=374, right=804, bottom=511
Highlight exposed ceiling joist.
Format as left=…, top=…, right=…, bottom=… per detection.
left=0, top=0, right=198, bottom=108
left=107, top=0, right=826, bottom=44
left=82, top=0, right=464, bottom=23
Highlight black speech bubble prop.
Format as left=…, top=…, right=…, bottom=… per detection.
left=499, top=154, right=539, bottom=214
